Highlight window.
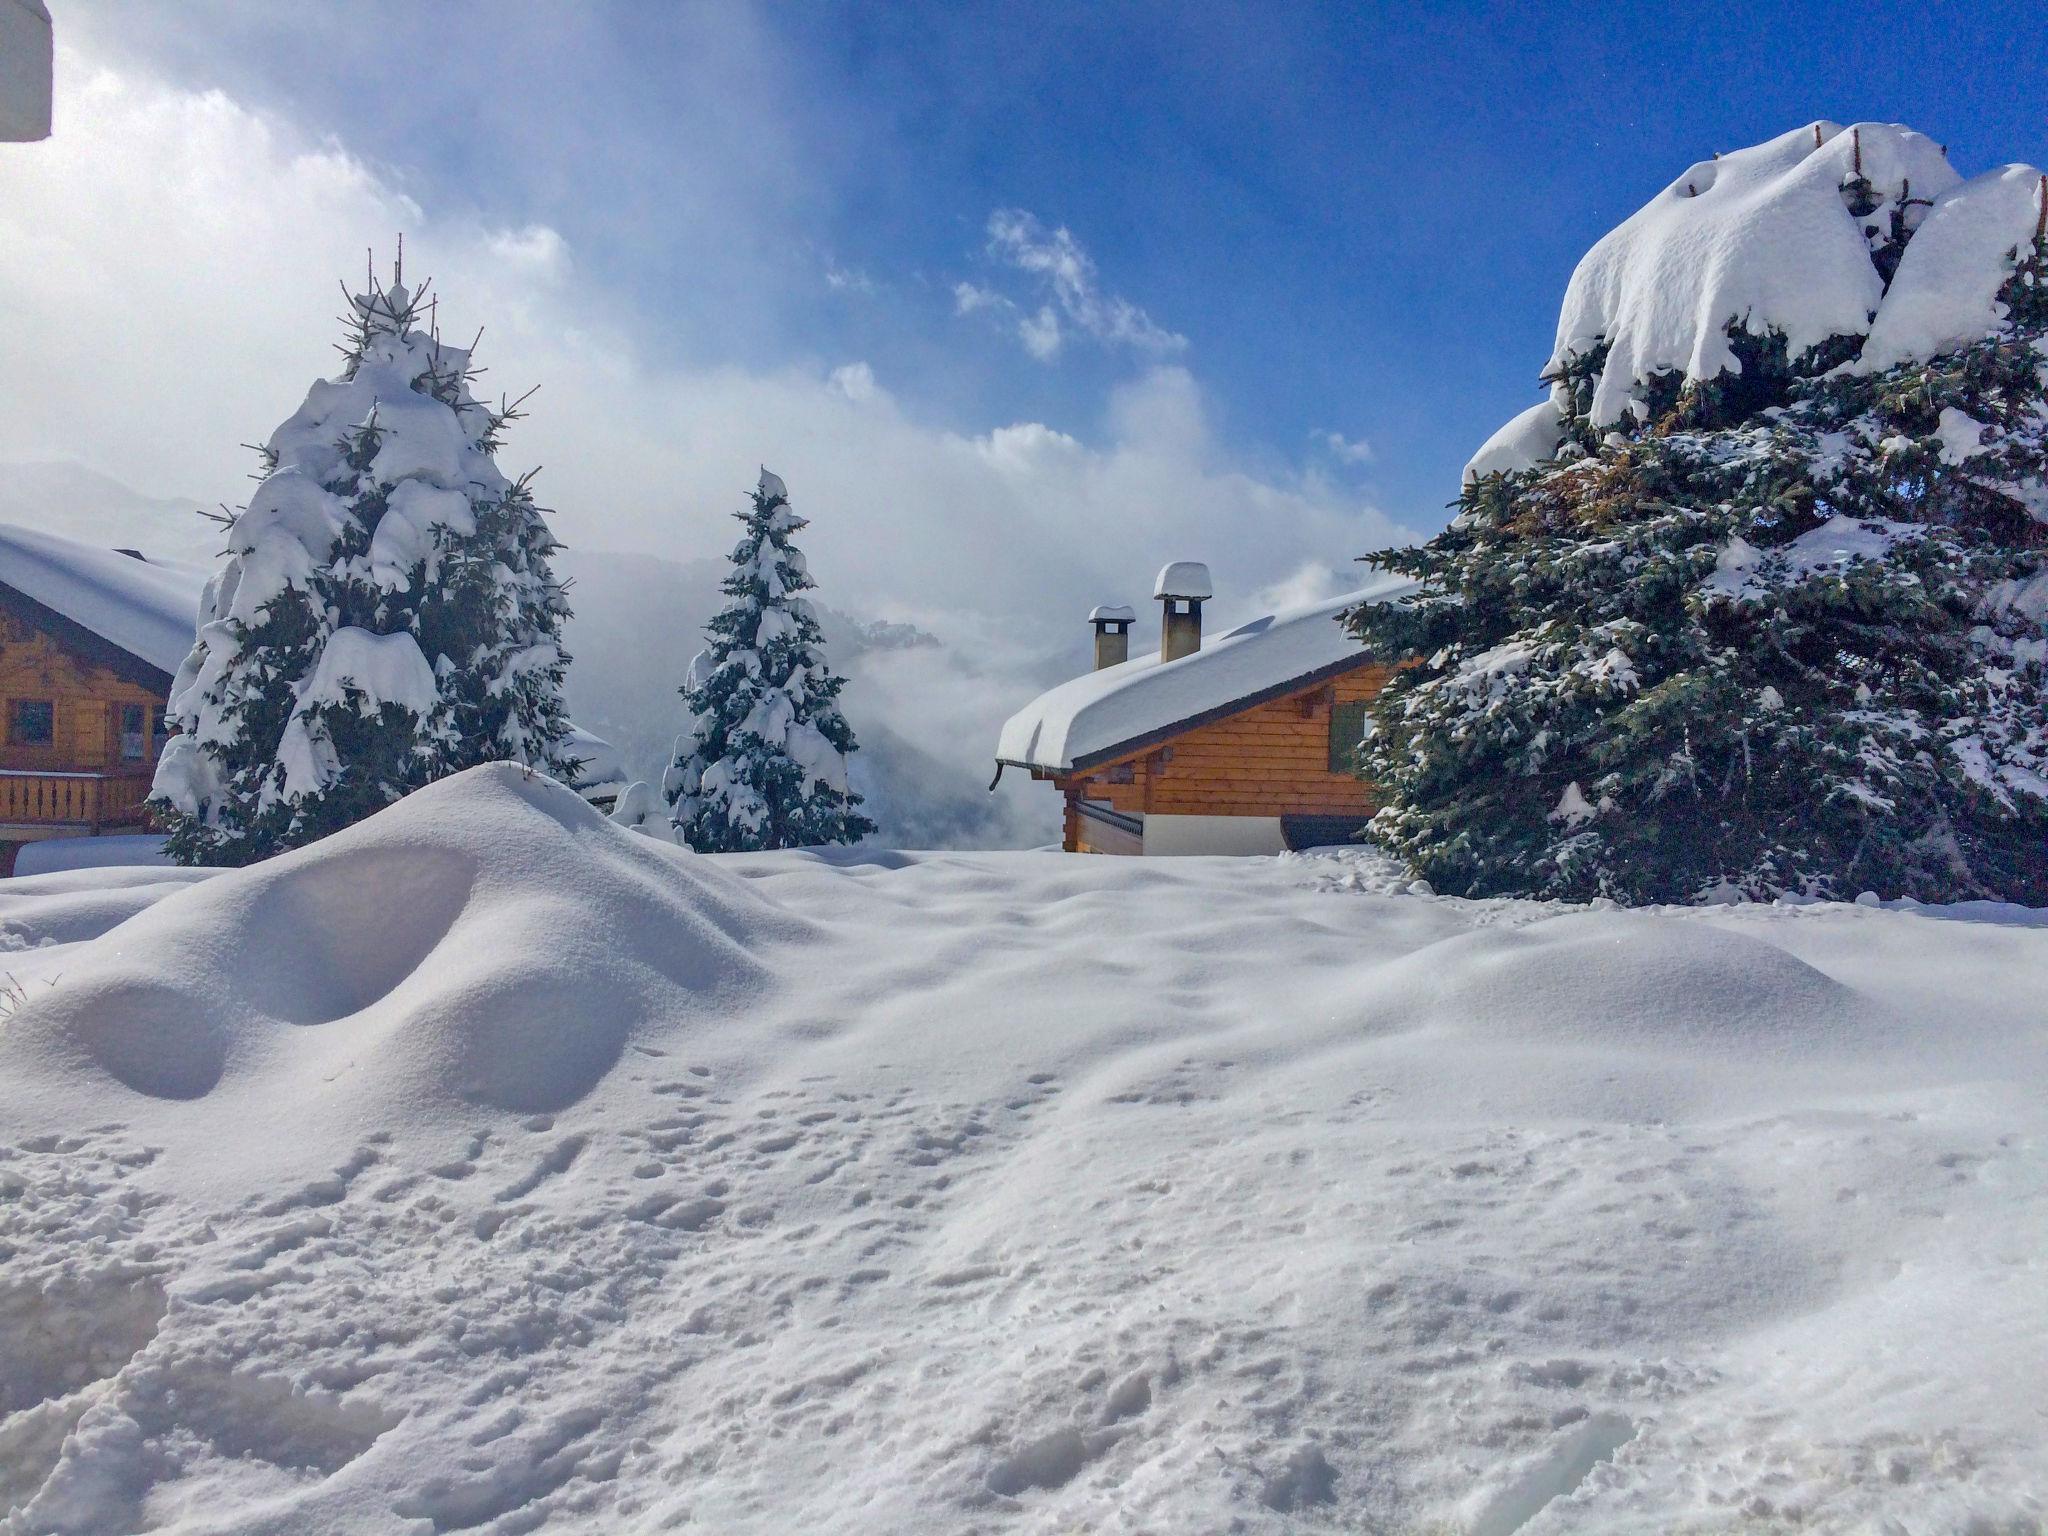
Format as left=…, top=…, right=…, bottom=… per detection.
left=11, top=699, right=54, bottom=746
left=1329, top=699, right=1371, bottom=776
left=120, top=703, right=147, bottom=761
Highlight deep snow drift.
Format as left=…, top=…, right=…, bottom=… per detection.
left=1, top=766, right=2043, bottom=1533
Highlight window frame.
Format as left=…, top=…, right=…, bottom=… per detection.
left=1328, top=699, right=1372, bottom=776
left=10, top=698, right=55, bottom=747
left=119, top=702, right=148, bottom=761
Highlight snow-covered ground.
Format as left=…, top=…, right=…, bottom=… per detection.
left=0, top=766, right=2042, bottom=1533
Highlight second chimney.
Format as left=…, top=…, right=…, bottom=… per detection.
left=1153, top=561, right=1212, bottom=662
left=1089, top=604, right=1136, bottom=670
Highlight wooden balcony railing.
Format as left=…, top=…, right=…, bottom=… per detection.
left=0, top=770, right=156, bottom=829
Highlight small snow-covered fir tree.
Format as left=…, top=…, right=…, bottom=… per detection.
left=152, top=259, right=577, bottom=865
left=1346, top=125, right=2048, bottom=904
left=665, top=470, right=875, bottom=851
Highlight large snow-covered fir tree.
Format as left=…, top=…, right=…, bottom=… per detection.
left=152, top=261, right=578, bottom=865
left=664, top=470, right=875, bottom=851
left=1346, top=124, right=2048, bottom=904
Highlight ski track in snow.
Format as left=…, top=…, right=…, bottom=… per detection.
left=0, top=767, right=2043, bottom=1533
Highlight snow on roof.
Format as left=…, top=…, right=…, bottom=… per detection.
left=1088, top=604, right=1136, bottom=624
left=0, top=522, right=208, bottom=676
left=562, top=725, right=627, bottom=794
left=1153, top=561, right=1214, bottom=600
left=997, top=575, right=1415, bottom=773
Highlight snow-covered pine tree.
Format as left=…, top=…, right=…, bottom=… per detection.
left=1345, top=124, right=2048, bottom=904
left=152, top=258, right=578, bottom=865
left=665, top=470, right=876, bottom=851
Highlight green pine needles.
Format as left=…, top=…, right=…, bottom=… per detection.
left=1346, top=245, right=2048, bottom=904
left=665, top=470, right=876, bottom=852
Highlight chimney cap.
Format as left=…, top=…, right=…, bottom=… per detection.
left=1088, top=603, right=1136, bottom=624
left=1153, top=561, right=1213, bottom=601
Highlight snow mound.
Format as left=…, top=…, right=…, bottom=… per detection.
left=1553, top=122, right=1959, bottom=425
left=0, top=764, right=802, bottom=1117
left=1380, top=914, right=1881, bottom=1054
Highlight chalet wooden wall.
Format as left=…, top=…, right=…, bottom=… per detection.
left=0, top=610, right=166, bottom=775
left=1058, top=660, right=1396, bottom=827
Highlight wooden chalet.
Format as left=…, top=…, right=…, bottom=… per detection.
left=994, top=562, right=1414, bottom=855
left=0, top=524, right=206, bottom=871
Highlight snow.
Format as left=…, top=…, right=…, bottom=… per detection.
left=560, top=725, right=625, bottom=796
left=1152, top=560, right=1213, bottom=600
left=998, top=577, right=1415, bottom=773
left=365, top=482, right=477, bottom=591
left=275, top=627, right=443, bottom=800
left=1549, top=781, right=1596, bottom=828
left=1701, top=514, right=1921, bottom=602
left=0, top=523, right=208, bottom=676
left=0, top=764, right=2042, bottom=1532
left=1475, top=125, right=2048, bottom=477
left=1087, top=604, right=1135, bottom=625
left=1857, top=163, right=2048, bottom=374
left=1551, top=123, right=1959, bottom=427
left=1464, top=399, right=1566, bottom=484
left=1933, top=404, right=1992, bottom=464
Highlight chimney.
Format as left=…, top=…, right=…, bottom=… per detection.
left=1089, top=604, right=1136, bottom=670
left=1153, top=561, right=1212, bottom=662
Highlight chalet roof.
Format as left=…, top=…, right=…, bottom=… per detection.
left=996, top=575, right=1416, bottom=774
left=0, top=522, right=209, bottom=678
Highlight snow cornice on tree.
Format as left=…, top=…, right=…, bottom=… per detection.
left=1468, top=121, right=2048, bottom=480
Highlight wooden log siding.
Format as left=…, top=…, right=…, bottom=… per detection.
left=0, top=591, right=174, bottom=835
left=1051, top=660, right=1397, bottom=844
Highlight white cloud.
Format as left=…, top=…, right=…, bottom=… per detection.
left=1245, top=560, right=1352, bottom=617
left=1017, top=305, right=1062, bottom=361
left=981, top=208, right=1187, bottom=358
left=1315, top=428, right=1375, bottom=465
left=0, top=46, right=1420, bottom=845
left=824, top=260, right=874, bottom=295
left=952, top=280, right=1008, bottom=316
left=828, top=361, right=880, bottom=402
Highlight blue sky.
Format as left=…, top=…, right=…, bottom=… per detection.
left=88, top=0, right=2048, bottom=530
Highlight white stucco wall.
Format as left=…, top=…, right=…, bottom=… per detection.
left=1140, top=814, right=1286, bottom=857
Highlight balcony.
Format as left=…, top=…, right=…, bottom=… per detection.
left=0, top=769, right=156, bottom=831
